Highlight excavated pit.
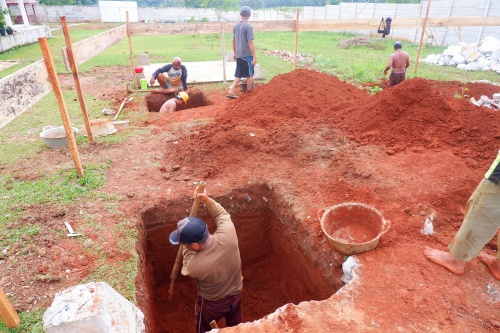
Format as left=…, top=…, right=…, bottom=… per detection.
left=146, top=88, right=212, bottom=112
left=136, top=185, right=344, bottom=333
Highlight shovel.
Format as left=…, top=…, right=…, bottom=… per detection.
left=169, top=181, right=206, bottom=300
left=114, top=97, right=134, bottom=121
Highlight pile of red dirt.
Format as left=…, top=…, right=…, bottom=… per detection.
left=144, top=69, right=500, bottom=332
left=167, top=69, right=499, bottom=177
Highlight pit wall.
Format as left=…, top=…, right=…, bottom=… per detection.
left=136, top=184, right=345, bottom=333
left=0, top=24, right=127, bottom=129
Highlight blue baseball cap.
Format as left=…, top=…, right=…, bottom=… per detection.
left=240, top=6, right=251, bottom=17
left=394, top=41, right=403, bottom=48
left=169, top=216, right=209, bottom=245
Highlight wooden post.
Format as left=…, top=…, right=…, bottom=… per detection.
left=39, top=37, right=84, bottom=178
left=127, top=11, right=138, bottom=90
left=60, top=16, right=95, bottom=144
left=476, top=0, right=491, bottom=44
left=222, top=23, right=226, bottom=83
left=0, top=287, right=20, bottom=328
left=293, top=8, right=300, bottom=70
left=414, top=0, right=432, bottom=74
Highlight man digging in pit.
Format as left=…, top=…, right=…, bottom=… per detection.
left=169, top=189, right=243, bottom=333
left=383, top=41, right=410, bottom=87
left=424, top=150, right=500, bottom=280
left=159, top=92, right=189, bottom=114
left=150, top=56, right=189, bottom=94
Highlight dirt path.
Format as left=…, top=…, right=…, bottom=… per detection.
left=2, top=68, right=500, bottom=332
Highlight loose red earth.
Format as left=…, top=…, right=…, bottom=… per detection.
left=2, top=67, right=500, bottom=332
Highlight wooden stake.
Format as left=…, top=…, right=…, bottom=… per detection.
left=60, top=16, right=95, bottom=144
left=39, top=37, right=84, bottom=178
left=0, top=287, right=20, bottom=328
left=127, top=12, right=138, bottom=90
left=415, top=0, right=432, bottom=74
left=293, top=8, right=300, bottom=70
left=222, top=23, right=226, bottom=83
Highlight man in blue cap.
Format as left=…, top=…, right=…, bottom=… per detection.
left=169, top=190, right=243, bottom=333
left=383, top=41, right=410, bottom=87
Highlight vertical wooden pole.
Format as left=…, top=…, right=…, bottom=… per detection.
left=60, top=16, right=95, bottom=144
left=476, top=0, right=491, bottom=44
left=127, top=11, right=137, bottom=90
left=0, top=287, right=20, bottom=328
left=222, top=23, right=226, bottom=83
left=293, top=8, right=300, bottom=70
left=414, top=0, right=432, bottom=74
left=39, top=37, right=84, bottom=178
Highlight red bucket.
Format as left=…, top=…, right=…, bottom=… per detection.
left=135, top=66, right=144, bottom=73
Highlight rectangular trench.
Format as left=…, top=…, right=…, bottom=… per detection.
left=135, top=185, right=344, bottom=333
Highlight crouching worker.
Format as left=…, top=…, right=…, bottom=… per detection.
left=169, top=189, right=243, bottom=333
left=150, top=56, right=188, bottom=95
left=159, top=92, right=189, bottom=114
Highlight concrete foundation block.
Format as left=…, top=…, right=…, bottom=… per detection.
left=138, top=54, right=151, bottom=66
left=43, top=282, right=145, bottom=333
left=226, top=51, right=234, bottom=62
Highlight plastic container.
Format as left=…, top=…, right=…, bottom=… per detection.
left=135, top=66, right=144, bottom=73
left=112, top=120, right=130, bottom=130
left=140, top=79, right=148, bottom=90
left=40, top=126, right=79, bottom=148
left=319, top=202, right=390, bottom=255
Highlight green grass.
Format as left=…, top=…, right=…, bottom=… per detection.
left=0, top=164, right=108, bottom=244
left=0, top=308, right=45, bottom=333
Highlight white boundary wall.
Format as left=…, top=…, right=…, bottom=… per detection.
left=99, top=1, right=138, bottom=22
left=33, top=0, right=500, bottom=46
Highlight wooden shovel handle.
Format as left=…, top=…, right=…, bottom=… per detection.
left=169, top=181, right=206, bottom=300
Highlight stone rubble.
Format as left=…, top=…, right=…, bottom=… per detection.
left=420, top=36, right=500, bottom=73
left=264, top=50, right=313, bottom=64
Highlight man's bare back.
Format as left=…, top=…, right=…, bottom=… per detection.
left=388, top=50, right=410, bottom=74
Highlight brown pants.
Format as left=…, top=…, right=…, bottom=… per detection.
left=195, top=292, right=242, bottom=333
left=389, top=72, right=405, bottom=87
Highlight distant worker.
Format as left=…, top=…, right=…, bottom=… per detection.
left=159, top=92, right=189, bottom=114
left=227, top=6, right=256, bottom=99
left=169, top=189, right=243, bottom=333
left=424, top=150, right=500, bottom=280
left=150, top=56, right=188, bottom=94
left=383, top=41, right=410, bottom=87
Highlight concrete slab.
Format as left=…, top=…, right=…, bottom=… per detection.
left=142, top=61, right=264, bottom=86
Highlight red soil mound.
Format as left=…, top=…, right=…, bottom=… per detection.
left=173, top=69, right=499, bottom=176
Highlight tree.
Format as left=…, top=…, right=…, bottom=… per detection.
left=199, top=0, right=237, bottom=20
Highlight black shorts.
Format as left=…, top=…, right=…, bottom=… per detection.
left=235, top=56, right=254, bottom=78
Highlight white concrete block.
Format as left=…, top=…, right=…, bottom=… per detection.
left=138, top=54, right=151, bottom=66
left=226, top=51, right=234, bottom=62
left=43, top=282, right=145, bottom=333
